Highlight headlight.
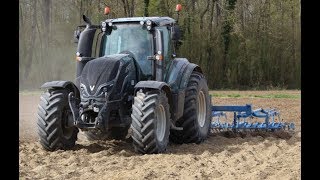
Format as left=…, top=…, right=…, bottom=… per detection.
left=101, top=22, right=107, bottom=31
left=146, top=20, right=152, bottom=26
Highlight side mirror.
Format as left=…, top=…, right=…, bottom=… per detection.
left=74, top=29, right=81, bottom=43
left=171, top=25, right=181, bottom=41
left=105, top=25, right=115, bottom=35
left=171, top=25, right=182, bottom=48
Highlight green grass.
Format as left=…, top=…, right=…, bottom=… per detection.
left=211, top=93, right=300, bottom=99
left=212, top=93, right=242, bottom=98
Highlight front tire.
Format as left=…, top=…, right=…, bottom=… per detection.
left=170, top=71, right=211, bottom=144
left=131, top=90, right=171, bottom=154
left=37, top=89, right=79, bottom=151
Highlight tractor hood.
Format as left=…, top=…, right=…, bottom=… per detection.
left=81, top=56, right=120, bottom=93
left=79, top=54, right=137, bottom=101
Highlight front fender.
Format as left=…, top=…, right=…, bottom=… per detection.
left=41, top=80, right=80, bottom=98
left=134, top=81, right=171, bottom=98
left=134, top=81, right=172, bottom=116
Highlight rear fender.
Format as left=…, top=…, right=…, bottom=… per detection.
left=165, top=58, right=203, bottom=121
left=165, top=58, right=203, bottom=91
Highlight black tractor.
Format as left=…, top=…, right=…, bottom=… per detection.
left=37, top=7, right=211, bottom=154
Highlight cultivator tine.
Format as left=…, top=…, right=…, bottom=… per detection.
left=211, top=104, right=295, bottom=133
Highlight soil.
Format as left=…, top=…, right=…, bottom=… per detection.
left=19, top=90, right=301, bottom=179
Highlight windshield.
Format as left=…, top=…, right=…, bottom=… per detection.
left=101, top=23, right=153, bottom=76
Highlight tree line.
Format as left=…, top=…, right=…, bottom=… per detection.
left=19, top=0, right=300, bottom=90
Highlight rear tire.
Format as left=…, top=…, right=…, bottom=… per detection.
left=131, top=90, right=170, bottom=154
left=37, top=89, right=79, bottom=151
left=170, top=71, right=211, bottom=144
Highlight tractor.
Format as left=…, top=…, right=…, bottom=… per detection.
left=37, top=5, right=211, bottom=154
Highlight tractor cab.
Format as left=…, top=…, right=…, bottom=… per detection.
left=74, top=16, right=181, bottom=84
left=101, top=17, right=178, bottom=80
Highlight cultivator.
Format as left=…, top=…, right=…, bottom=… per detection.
left=210, top=104, right=295, bottom=132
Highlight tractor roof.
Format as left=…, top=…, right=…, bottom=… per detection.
left=106, top=17, right=176, bottom=26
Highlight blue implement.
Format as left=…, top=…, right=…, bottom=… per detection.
left=211, top=104, right=295, bottom=131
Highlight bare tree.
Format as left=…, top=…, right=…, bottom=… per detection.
left=24, top=0, right=37, bottom=80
